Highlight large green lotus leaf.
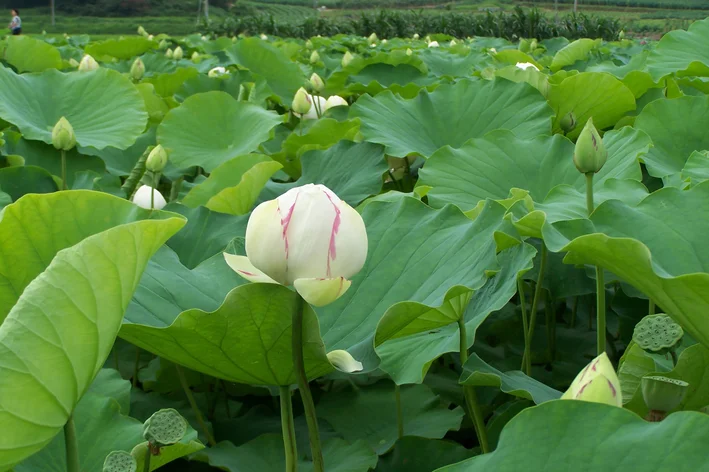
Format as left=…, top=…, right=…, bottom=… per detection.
left=349, top=78, right=553, bottom=158
left=0, top=166, right=58, bottom=200
left=164, top=203, right=248, bottom=269
left=84, top=36, right=157, bottom=60
left=586, top=51, right=657, bottom=98
left=1, top=130, right=105, bottom=186
left=120, top=283, right=334, bottom=386
left=270, top=118, right=361, bottom=178
left=420, top=127, right=648, bottom=212
left=544, top=182, right=709, bottom=349
left=0, top=67, right=147, bottom=150
left=182, top=154, right=282, bottom=215
left=4, top=36, right=63, bottom=73
left=435, top=401, right=709, bottom=471
left=547, top=72, right=635, bottom=138
left=79, top=127, right=156, bottom=176
left=0, top=192, right=185, bottom=470
left=459, top=353, right=562, bottom=404
left=157, top=91, right=282, bottom=172
left=192, top=435, right=377, bottom=472
left=634, top=95, right=709, bottom=178
left=647, top=17, right=709, bottom=81
left=680, top=150, right=709, bottom=188
left=317, top=382, right=464, bottom=455
left=550, top=38, right=601, bottom=72
left=374, top=437, right=475, bottom=472
left=175, top=72, right=272, bottom=106
left=260, top=140, right=387, bottom=206
left=125, top=246, right=243, bottom=328
left=225, top=38, right=307, bottom=103
left=316, top=197, right=510, bottom=371
left=144, top=67, right=200, bottom=98
left=617, top=342, right=657, bottom=404
left=375, top=243, right=535, bottom=384
left=136, top=83, right=169, bottom=126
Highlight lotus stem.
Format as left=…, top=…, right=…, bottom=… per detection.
left=292, top=294, right=325, bottom=472
left=64, top=414, right=80, bottom=472
left=279, top=386, right=298, bottom=472
left=570, top=296, right=579, bottom=328
left=649, top=300, right=655, bottom=316
left=670, top=349, right=678, bottom=367
left=395, top=383, right=404, bottom=439
left=143, top=450, right=151, bottom=472
left=585, top=173, right=594, bottom=215
left=522, top=243, right=548, bottom=372
left=133, top=346, right=141, bottom=387
left=457, top=317, right=489, bottom=453
left=585, top=173, right=606, bottom=356
left=61, top=149, right=67, bottom=190
left=176, top=364, right=217, bottom=447
left=518, top=279, right=530, bottom=375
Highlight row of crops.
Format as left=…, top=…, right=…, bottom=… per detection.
left=1, top=17, right=709, bottom=472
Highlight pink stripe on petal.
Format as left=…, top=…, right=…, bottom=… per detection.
left=607, top=379, right=617, bottom=397
left=279, top=194, right=299, bottom=258
left=238, top=270, right=257, bottom=276
left=323, top=190, right=341, bottom=277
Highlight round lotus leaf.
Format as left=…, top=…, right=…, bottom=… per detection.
left=641, top=375, right=689, bottom=412
left=143, top=408, right=188, bottom=447
left=632, top=314, right=683, bottom=353
left=103, top=451, right=137, bottom=472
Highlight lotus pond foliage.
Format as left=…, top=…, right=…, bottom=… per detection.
left=0, top=15, right=709, bottom=472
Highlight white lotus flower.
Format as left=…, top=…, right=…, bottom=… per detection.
left=208, top=66, right=229, bottom=78
left=428, top=41, right=440, bottom=48
left=78, top=54, right=99, bottom=71
left=325, top=95, right=348, bottom=110
left=132, top=185, right=167, bottom=210
left=299, top=94, right=327, bottom=120
left=224, top=183, right=368, bottom=307
left=516, top=62, right=539, bottom=71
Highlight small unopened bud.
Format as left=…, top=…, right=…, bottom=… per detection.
left=341, top=51, right=354, bottom=68
left=367, top=33, right=377, bottom=44
left=382, top=39, right=388, bottom=44
left=191, top=51, right=199, bottom=61
left=560, top=112, right=576, bottom=134
left=450, top=39, right=457, bottom=46
left=52, top=117, right=77, bottom=151
left=137, top=25, right=147, bottom=36
left=165, top=48, right=173, bottom=58
left=260, top=33, right=268, bottom=40
left=173, top=46, right=183, bottom=60
left=413, top=33, right=420, bottom=40
left=292, top=87, right=312, bottom=115
left=148, top=34, right=154, bottom=41
left=573, top=117, right=607, bottom=174
left=618, top=30, right=625, bottom=40
left=305, top=39, right=313, bottom=49
left=406, top=48, right=412, bottom=56
left=309, top=50, right=320, bottom=64
left=529, top=38, right=538, bottom=51
left=146, top=145, right=168, bottom=172
left=159, top=39, right=168, bottom=49
left=310, top=73, right=325, bottom=93
left=130, top=58, right=145, bottom=81
left=69, top=58, right=79, bottom=67
left=78, top=54, right=99, bottom=72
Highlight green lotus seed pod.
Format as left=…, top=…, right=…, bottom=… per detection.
left=143, top=408, right=188, bottom=448
left=103, top=451, right=137, bottom=472
left=573, top=117, right=606, bottom=174
left=641, top=375, right=688, bottom=413
left=560, top=112, right=576, bottom=134
left=633, top=314, right=684, bottom=354
left=52, top=117, right=77, bottom=151
left=145, top=144, right=168, bottom=173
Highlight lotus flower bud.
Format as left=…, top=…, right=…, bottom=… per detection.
left=369, top=43, right=376, bottom=48
left=132, top=185, right=167, bottom=210
left=382, top=39, right=388, bottom=44
left=367, top=32, right=378, bottom=44
left=52, top=117, right=76, bottom=151
left=165, top=48, right=173, bottom=58
left=130, top=58, right=145, bottom=81
left=103, top=451, right=136, bottom=472
left=299, top=94, right=326, bottom=120
left=406, top=48, right=413, bottom=56
left=159, top=39, right=168, bottom=49
left=428, top=41, right=439, bottom=48
left=561, top=352, right=622, bottom=407
left=424, top=35, right=431, bottom=43
left=305, top=39, right=313, bottom=49
left=69, top=58, right=79, bottom=67
left=342, top=51, right=354, bottom=68
left=173, top=46, right=183, bottom=60
left=191, top=51, right=199, bottom=61
left=137, top=25, right=147, bottom=36
left=260, top=33, right=268, bottom=40
left=292, top=87, right=312, bottom=115
left=642, top=376, right=688, bottom=417
left=560, top=111, right=576, bottom=134
left=327, top=350, right=363, bottom=373
left=450, top=39, right=457, bottom=46
left=148, top=34, right=154, bottom=41
left=310, top=50, right=320, bottom=64
left=573, top=117, right=607, bottom=174
left=143, top=409, right=187, bottom=449
left=208, top=66, right=228, bottom=78
left=310, top=73, right=325, bottom=93
left=146, top=145, right=168, bottom=172
left=515, top=62, right=538, bottom=71
left=78, top=54, right=99, bottom=72
left=413, top=33, right=420, bottom=39
left=618, top=30, right=625, bottom=40
left=529, top=38, right=538, bottom=51
left=224, top=183, right=368, bottom=306
left=325, top=95, right=348, bottom=111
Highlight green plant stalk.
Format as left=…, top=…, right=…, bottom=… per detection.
left=313, top=92, right=323, bottom=118
left=649, top=300, right=655, bottom=316
left=522, top=244, right=548, bottom=371
left=570, top=296, right=578, bottom=328
left=176, top=364, right=217, bottom=447
left=518, top=279, right=530, bottom=375
left=279, top=386, right=298, bottom=472
left=61, top=149, right=67, bottom=191
left=64, top=414, right=80, bottom=472
left=292, top=294, right=325, bottom=472
left=586, top=172, right=606, bottom=356
left=457, top=317, right=489, bottom=454
left=395, top=383, right=404, bottom=439
left=221, top=380, right=231, bottom=418
left=133, top=346, right=141, bottom=388
left=143, top=450, right=151, bottom=472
